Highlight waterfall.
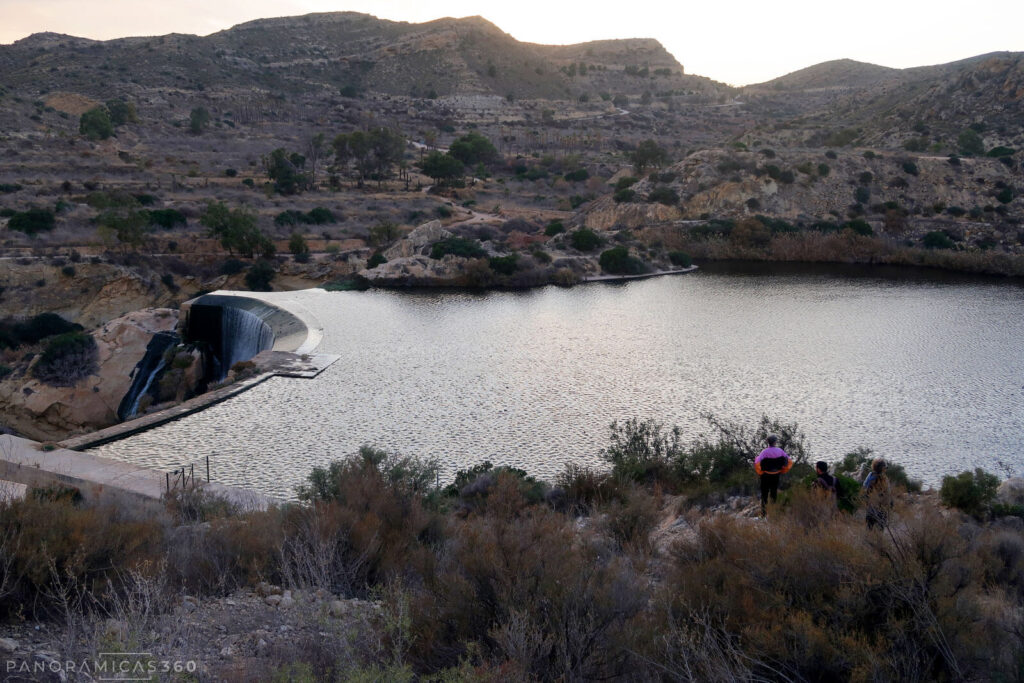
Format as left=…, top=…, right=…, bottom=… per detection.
left=219, top=305, right=274, bottom=376
left=117, top=330, right=180, bottom=421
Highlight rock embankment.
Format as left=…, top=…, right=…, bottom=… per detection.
left=0, top=309, right=180, bottom=441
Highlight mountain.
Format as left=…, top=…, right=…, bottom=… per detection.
left=745, top=59, right=897, bottom=92
left=0, top=12, right=713, bottom=102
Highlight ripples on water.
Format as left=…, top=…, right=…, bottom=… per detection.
left=93, top=268, right=1024, bottom=499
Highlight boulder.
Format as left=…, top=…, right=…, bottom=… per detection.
left=382, top=220, right=451, bottom=260
left=997, top=477, right=1024, bottom=506
left=0, top=637, right=18, bottom=653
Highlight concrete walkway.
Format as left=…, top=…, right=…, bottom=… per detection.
left=1, top=434, right=273, bottom=511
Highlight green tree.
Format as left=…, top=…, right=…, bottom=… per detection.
left=448, top=131, right=498, bottom=167
left=244, top=260, right=276, bottom=291
left=79, top=107, right=113, bottom=140
left=630, top=139, right=668, bottom=173
left=200, top=202, right=272, bottom=258
left=420, top=151, right=464, bottom=186
left=570, top=228, right=602, bottom=251
left=940, top=468, right=1000, bottom=518
left=288, top=232, right=309, bottom=257
left=105, top=99, right=138, bottom=126
left=96, top=209, right=148, bottom=249
left=189, top=107, right=211, bottom=135
left=265, top=148, right=312, bottom=195
left=332, top=127, right=405, bottom=187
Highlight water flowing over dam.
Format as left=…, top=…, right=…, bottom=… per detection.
left=117, top=330, right=181, bottom=421
left=184, top=296, right=278, bottom=381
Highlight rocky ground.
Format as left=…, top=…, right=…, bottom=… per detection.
left=0, top=585, right=381, bottom=682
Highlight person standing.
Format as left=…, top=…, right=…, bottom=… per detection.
left=754, top=434, right=792, bottom=515
left=862, top=458, right=891, bottom=530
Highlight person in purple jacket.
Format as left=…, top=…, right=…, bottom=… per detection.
left=754, top=434, right=792, bottom=515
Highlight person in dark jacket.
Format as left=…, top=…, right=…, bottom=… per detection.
left=754, top=434, right=792, bottom=515
left=862, top=458, right=891, bottom=530
left=813, top=460, right=839, bottom=509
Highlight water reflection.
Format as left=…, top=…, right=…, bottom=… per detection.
left=92, top=268, right=1024, bottom=499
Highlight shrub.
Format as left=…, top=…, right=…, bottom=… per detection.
left=647, top=186, right=679, bottom=206
left=79, top=107, right=113, bottom=140
left=602, top=418, right=683, bottom=485
left=488, top=254, right=519, bottom=275
left=563, top=168, right=589, bottom=182
left=8, top=208, right=55, bottom=235
left=220, top=258, right=245, bottom=276
left=844, top=219, right=873, bottom=236
left=430, top=236, right=485, bottom=259
left=367, top=221, right=401, bottom=247
left=544, top=220, right=565, bottom=236
left=0, top=313, right=82, bottom=349
left=854, top=186, right=871, bottom=204
left=923, top=231, right=955, bottom=249
left=613, top=188, right=636, bottom=203
left=995, top=187, right=1014, bottom=204
left=668, top=251, right=692, bottom=267
left=306, top=207, right=336, bottom=224
left=598, top=246, right=646, bottom=275
left=274, top=210, right=305, bottom=227
left=778, top=170, right=795, bottom=184
left=224, top=168, right=238, bottom=177
left=367, top=250, right=387, bottom=268
left=817, top=163, right=830, bottom=176
left=614, top=176, right=638, bottom=191
left=986, top=146, right=1014, bottom=158
left=32, top=331, right=98, bottom=386
left=288, top=232, right=309, bottom=257
left=244, top=259, right=276, bottom=291
left=902, top=161, right=919, bottom=176
left=147, top=208, right=186, bottom=229
left=940, top=468, right=1000, bottom=518
left=569, top=228, right=602, bottom=251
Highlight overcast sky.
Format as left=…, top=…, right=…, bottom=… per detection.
left=1, top=0, right=1022, bottom=85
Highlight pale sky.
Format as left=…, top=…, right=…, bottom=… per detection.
left=1, top=0, right=1022, bottom=85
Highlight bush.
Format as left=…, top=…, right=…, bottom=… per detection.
left=854, top=186, right=871, bottom=204
left=0, top=313, right=82, bottom=349
left=902, top=161, right=919, bottom=176
left=8, top=208, right=55, bottom=235
left=940, top=468, right=1000, bottom=518
left=488, top=254, right=519, bottom=275
left=569, top=228, right=602, bottom=251
left=647, top=186, right=679, bottom=206
left=614, top=176, right=638, bottom=191
left=599, top=246, right=646, bottom=275
left=923, top=231, right=955, bottom=249
left=244, top=260, right=276, bottom=291
left=602, top=418, right=683, bottom=485
left=544, top=220, right=565, bottom=236
left=668, top=251, right=692, bottom=267
left=288, top=232, right=309, bottom=257
left=430, top=236, right=485, bottom=259
left=563, top=168, right=589, bottom=182
left=306, top=207, right=336, bottom=224
left=32, top=331, right=98, bottom=386
left=79, top=107, right=113, bottom=140
left=367, top=250, right=387, bottom=269
left=613, top=188, right=636, bottom=203
left=147, top=208, right=186, bottom=229
left=220, top=258, right=246, bottom=276
left=844, top=219, right=873, bottom=236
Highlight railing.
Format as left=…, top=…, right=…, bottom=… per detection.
left=165, top=455, right=210, bottom=494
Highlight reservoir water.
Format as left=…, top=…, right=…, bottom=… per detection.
left=92, top=264, right=1024, bottom=499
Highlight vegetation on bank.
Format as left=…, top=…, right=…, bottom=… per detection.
left=1, top=415, right=1021, bottom=680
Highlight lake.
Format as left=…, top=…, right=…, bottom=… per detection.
left=92, top=263, right=1024, bottom=499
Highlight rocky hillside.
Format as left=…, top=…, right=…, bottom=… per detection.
left=744, top=53, right=1024, bottom=150
left=0, top=12, right=712, bottom=102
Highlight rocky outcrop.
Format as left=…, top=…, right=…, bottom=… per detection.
left=997, top=478, right=1024, bottom=507
left=382, top=220, right=451, bottom=259
left=0, top=309, right=178, bottom=441
left=581, top=197, right=683, bottom=230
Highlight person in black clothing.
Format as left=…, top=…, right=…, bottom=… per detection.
left=813, top=461, right=838, bottom=507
